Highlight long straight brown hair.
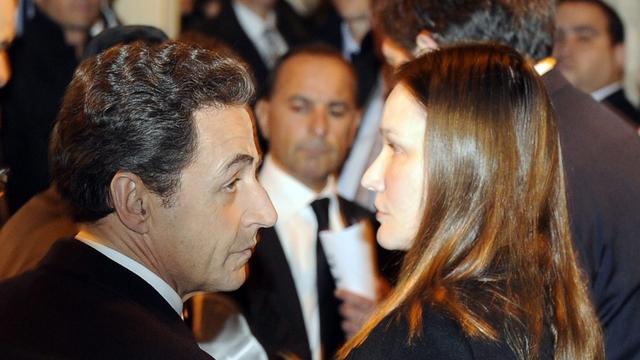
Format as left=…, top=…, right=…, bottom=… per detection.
left=338, top=43, right=603, bottom=359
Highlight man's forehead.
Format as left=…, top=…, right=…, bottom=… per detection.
left=194, top=106, right=254, bottom=147
left=558, top=2, right=608, bottom=25
left=277, top=55, right=355, bottom=85
left=274, top=56, right=356, bottom=103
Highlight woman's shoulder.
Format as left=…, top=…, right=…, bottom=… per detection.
left=348, top=304, right=516, bottom=360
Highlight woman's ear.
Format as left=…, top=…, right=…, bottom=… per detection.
left=110, top=171, right=151, bottom=234
left=414, top=30, right=439, bottom=56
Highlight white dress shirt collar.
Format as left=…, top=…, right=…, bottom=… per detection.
left=340, top=21, right=361, bottom=60
left=591, top=82, right=623, bottom=102
left=260, top=155, right=339, bottom=223
left=75, top=232, right=183, bottom=315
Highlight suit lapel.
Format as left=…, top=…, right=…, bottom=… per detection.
left=40, top=240, right=192, bottom=338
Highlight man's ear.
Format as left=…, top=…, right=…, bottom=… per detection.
left=110, top=171, right=151, bottom=234
left=254, top=99, right=271, bottom=140
left=414, top=30, right=439, bottom=56
left=613, top=43, right=625, bottom=72
left=349, top=109, right=362, bottom=147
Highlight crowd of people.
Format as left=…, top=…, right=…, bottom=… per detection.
left=0, top=0, right=639, bottom=359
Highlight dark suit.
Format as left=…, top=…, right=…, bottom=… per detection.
left=311, top=6, right=381, bottom=106
left=544, top=69, right=640, bottom=360
left=345, top=303, right=554, bottom=359
left=602, top=88, right=640, bottom=127
left=194, top=0, right=309, bottom=96
left=0, top=239, right=212, bottom=359
left=230, top=197, right=399, bottom=359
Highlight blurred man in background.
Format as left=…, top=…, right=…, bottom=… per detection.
left=554, top=0, right=640, bottom=126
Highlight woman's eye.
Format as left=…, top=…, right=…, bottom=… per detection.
left=389, top=141, right=406, bottom=156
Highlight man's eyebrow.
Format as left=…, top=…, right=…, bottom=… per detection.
left=572, top=26, right=599, bottom=35
left=218, top=153, right=254, bottom=175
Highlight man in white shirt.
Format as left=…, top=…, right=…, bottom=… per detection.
left=553, top=0, right=640, bottom=126
left=0, top=41, right=276, bottom=359
left=230, top=45, right=395, bottom=360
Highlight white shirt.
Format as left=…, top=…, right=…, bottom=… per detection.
left=75, top=232, right=183, bottom=315
left=340, top=21, right=361, bottom=60
left=259, top=156, right=351, bottom=360
left=591, top=82, right=623, bottom=102
left=232, top=0, right=288, bottom=68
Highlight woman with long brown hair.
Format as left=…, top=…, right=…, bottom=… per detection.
left=337, top=43, right=603, bottom=359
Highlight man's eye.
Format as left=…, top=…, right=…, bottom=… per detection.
left=290, top=102, right=308, bottom=113
left=223, top=178, right=240, bottom=192
left=577, top=35, right=594, bottom=42
left=330, top=109, right=347, bottom=118
left=329, top=105, right=349, bottom=118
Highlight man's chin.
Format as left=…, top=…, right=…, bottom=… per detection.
left=215, top=267, right=248, bottom=292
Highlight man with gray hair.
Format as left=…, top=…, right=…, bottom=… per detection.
left=375, top=0, right=640, bottom=358
left=0, top=41, right=276, bottom=359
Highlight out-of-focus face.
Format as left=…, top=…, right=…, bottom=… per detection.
left=0, top=0, right=16, bottom=87
left=148, top=106, right=277, bottom=295
left=259, top=54, right=359, bottom=192
left=381, top=36, right=412, bottom=68
left=361, top=84, right=425, bottom=250
left=35, top=0, right=101, bottom=31
left=0, top=0, right=16, bottom=46
left=553, top=1, right=623, bottom=93
left=332, top=0, right=370, bottom=20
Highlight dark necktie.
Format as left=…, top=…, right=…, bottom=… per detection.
left=310, top=198, right=344, bottom=359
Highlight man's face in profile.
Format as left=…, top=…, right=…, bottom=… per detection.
left=259, top=54, right=360, bottom=192
left=147, top=106, right=276, bottom=295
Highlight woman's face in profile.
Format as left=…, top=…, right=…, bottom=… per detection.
left=362, top=84, right=426, bottom=250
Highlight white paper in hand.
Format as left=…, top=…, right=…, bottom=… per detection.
left=319, top=220, right=377, bottom=300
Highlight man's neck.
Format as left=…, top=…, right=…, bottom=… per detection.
left=345, top=16, right=370, bottom=45
left=63, top=29, right=88, bottom=59
left=235, top=0, right=271, bottom=20
left=270, top=157, right=328, bottom=194
left=78, top=216, right=177, bottom=293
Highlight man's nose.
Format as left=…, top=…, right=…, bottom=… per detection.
left=252, top=184, right=277, bottom=228
left=310, top=108, right=329, bottom=137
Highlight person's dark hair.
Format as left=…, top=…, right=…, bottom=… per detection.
left=261, top=42, right=359, bottom=105
left=558, top=0, right=624, bottom=44
left=375, top=0, right=555, bottom=61
left=338, top=43, right=603, bottom=359
left=50, top=41, right=255, bottom=222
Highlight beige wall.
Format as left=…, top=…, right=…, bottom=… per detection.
left=606, top=0, right=640, bottom=104
left=113, top=0, right=181, bottom=39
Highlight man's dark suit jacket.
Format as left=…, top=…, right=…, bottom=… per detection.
left=0, top=239, right=212, bottom=359
left=230, top=197, right=399, bottom=360
left=544, top=69, right=640, bottom=359
left=602, top=88, right=640, bottom=127
left=194, top=0, right=309, bottom=96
